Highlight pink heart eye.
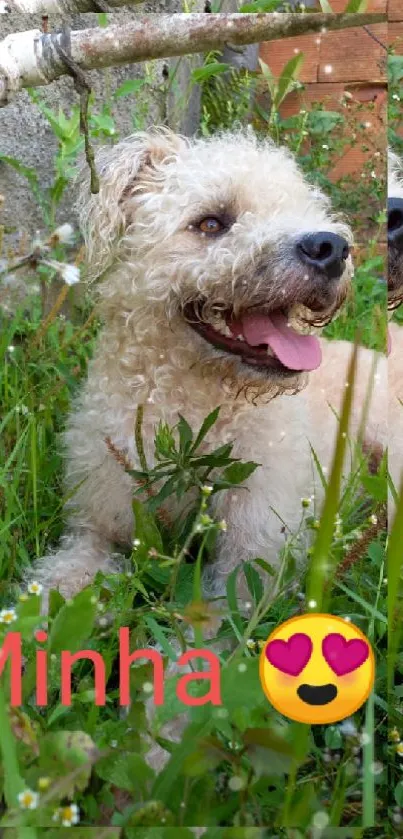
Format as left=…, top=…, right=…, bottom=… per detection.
left=265, top=633, right=313, bottom=676
left=322, top=633, right=369, bottom=676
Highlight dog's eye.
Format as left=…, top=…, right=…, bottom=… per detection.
left=198, top=217, right=225, bottom=235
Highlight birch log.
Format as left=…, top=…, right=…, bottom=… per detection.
left=5, top=0, right=141, bottom=10
left=0, top=13, right=385, bottom=107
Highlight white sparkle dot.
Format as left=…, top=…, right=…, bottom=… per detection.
left=312, top=812, right=329, bottom=829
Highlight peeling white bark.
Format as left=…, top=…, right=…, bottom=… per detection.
left=0, top=13, right=385, bottom=107
left=6, top=0, right=140, bottom=10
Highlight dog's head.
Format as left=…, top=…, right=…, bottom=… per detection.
left=388, top=149, right=403, bottom=311
left=77, top=128, right=353, bottom=398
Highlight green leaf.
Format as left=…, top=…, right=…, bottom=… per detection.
left=191, top=63, right=230, bottom=83
left=219, top=658, right=263, bottom=712
left=222, top=461, right=259, bottom=485
left=307, top=110, right=344, bottom=135
left=274, top=53, right=305, bottom=109
left=344, top=0, right=367, bottom=9
left=191, top=406, right=221, bottom=452
left=144, top=615, right=178, bottom=661
left=395, top=781, right=403, bottom=807
left=113, top=79, right=146, bottom=98
left=177, top=414, right=193, bottom=452
left=40, top=730, right=98, bottom=795
left=48, top=587, right=97, bottom=654
left=147, top=476, right=178, bottom=512
left=226, top=567, right=244, bottom=634
left=361, top=474, right=387, bottom=501
left=96, top=752, right=153, bottom=791
left=243, top=561, right=263, bottom=605
left=241, top=0, right=284, bottom=9
left=132, top=497, right=164, bottom=559
left=242, top=727, right=297, bottom=776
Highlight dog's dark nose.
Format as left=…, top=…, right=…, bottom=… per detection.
left=296, top=232, right=350, bottom=280
left=388, top=198, right=403, bottom=251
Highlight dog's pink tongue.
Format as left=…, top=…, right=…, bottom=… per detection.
left=240, top=312, right=322, bottom=371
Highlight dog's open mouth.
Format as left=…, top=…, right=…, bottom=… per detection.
left=184, top=303, right=322, bottom=373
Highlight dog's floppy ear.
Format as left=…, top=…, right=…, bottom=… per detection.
left=75, top=128, right=186, bottom=282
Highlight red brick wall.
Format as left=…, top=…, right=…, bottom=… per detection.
left=389, top=2, right=403, bottom=54
left=259, top=24, right=386, bottom=182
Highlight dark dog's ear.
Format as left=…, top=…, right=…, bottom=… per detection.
left=75, top=128, right=186, bottom=282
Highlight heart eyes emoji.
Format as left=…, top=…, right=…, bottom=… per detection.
left=265, top=633, right=312, bottom=676
left=265, top=632, right=369, bottom=676
left=322, top=633, right=369, bottom=676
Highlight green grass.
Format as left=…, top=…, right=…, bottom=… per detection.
left=0, top=279, right=387, bottom=832
left=0, top=63, right=389, bottom=831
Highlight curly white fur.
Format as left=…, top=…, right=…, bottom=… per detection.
left=31, top=128, right=386, bottom=605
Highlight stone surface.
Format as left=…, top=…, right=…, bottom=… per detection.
left=0, top=6, right=204, bottom=240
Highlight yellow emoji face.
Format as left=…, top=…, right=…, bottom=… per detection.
left=259, top=614, right=375, bottom=724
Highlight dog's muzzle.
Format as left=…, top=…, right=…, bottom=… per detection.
left=388, top=198, right=403, bottom=254
left=388, top=198, right=403, bottom=307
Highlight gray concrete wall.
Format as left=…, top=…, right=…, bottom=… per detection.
left=0, top=7, right=204, bottom=241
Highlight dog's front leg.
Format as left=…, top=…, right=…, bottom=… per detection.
left=29, top=526, right=121, bottom=609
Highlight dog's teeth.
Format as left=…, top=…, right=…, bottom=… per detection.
left=267, top=346, right=274, bottom=356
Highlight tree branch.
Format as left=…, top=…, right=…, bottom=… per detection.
left=0, top=13, right=385, bottom=106
left=7, top=0, right=141, bottom=11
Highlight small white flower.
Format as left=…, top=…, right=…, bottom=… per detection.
left=202, top=485, right=213, bottom=495
left=18, top=789, right=38, bottom=810
left=321, top=144, right=329, bottom=150
left=0, top=608, right=17, bottom=624
left=370, top=514, right=378, bottom=525
left=61, top=264, right=80, bottom=286
left=27, top=581, right=43, bottom=596
left=228, top=775, right=246, bottom=791
left=393, top=94, right=401, bottom=101
left=133, top=538, right=141, bottom=547
left=219, top=519, right=227, bottom=531
left=52, top=223, right=75, bottom=244
left=246, top=638, right=255, bottom=649
left=370, top=760, right=383, bottom=775
left=53, top=803, right=80, bottom=826
left=8, top=345, right=15, bottom=353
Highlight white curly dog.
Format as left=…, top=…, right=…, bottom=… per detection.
left=32, top=128, right=386, bottom=604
